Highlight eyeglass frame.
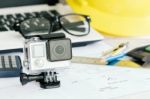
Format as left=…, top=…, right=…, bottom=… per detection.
left=49, top=13, right=91, bottom=36
left=14, top=13, right=91, bottom=38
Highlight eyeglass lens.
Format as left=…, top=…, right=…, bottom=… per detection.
left=60, top=15, right=90, bottom=36
left=20, top=18, right=50, bottom=36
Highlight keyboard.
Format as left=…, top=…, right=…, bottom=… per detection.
left=0, top=10, right=61, bottom=32
left=0, top=4, right=103, bottom=52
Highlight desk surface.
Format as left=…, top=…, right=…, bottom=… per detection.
left=1, top=38, right=150, bottom=99
left=1, top=63, right=150, bottom=99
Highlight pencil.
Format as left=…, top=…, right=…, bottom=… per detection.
left=71, top=56, right=107, bottom=65
left=102, top=42, right=128, bottom=57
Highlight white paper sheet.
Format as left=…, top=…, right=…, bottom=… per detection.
left=1, top=37, right=150, bottom=99
left=0, top=31, right=24, bottom=50
left=1, top=64, right=150, bottom=99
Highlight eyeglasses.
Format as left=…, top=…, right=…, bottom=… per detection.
left=16, top=13, right=91, bottom=38
left=53, top=14, right=91, bottom=36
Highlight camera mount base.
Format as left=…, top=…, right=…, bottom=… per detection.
left=20, top=71, right=60, bottom=89
left=38, top=71, right=60, bottom=89
left=39, top=80, right=60, bottom=89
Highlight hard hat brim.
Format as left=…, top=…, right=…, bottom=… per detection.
left=67, top=0, right=150, bottom=37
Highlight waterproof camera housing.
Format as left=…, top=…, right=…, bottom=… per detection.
left=23, top=36, right=72, bottom=73
left=21, top=33, right=72, bottom=89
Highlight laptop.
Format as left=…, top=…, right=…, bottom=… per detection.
left=0, top=0, right=104, bottom=53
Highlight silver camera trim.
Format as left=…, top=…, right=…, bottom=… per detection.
left=23, top=37, right=71, bottom=73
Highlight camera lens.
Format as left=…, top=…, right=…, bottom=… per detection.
left=55, top=45, right=65, bottom=55
left=48, top=38, right=72, bottom=61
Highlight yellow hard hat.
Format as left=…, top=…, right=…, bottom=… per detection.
left=66, top=0, right=150, bottom=36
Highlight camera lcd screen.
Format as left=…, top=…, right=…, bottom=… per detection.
left=32, top=44, right=45, bottom=58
